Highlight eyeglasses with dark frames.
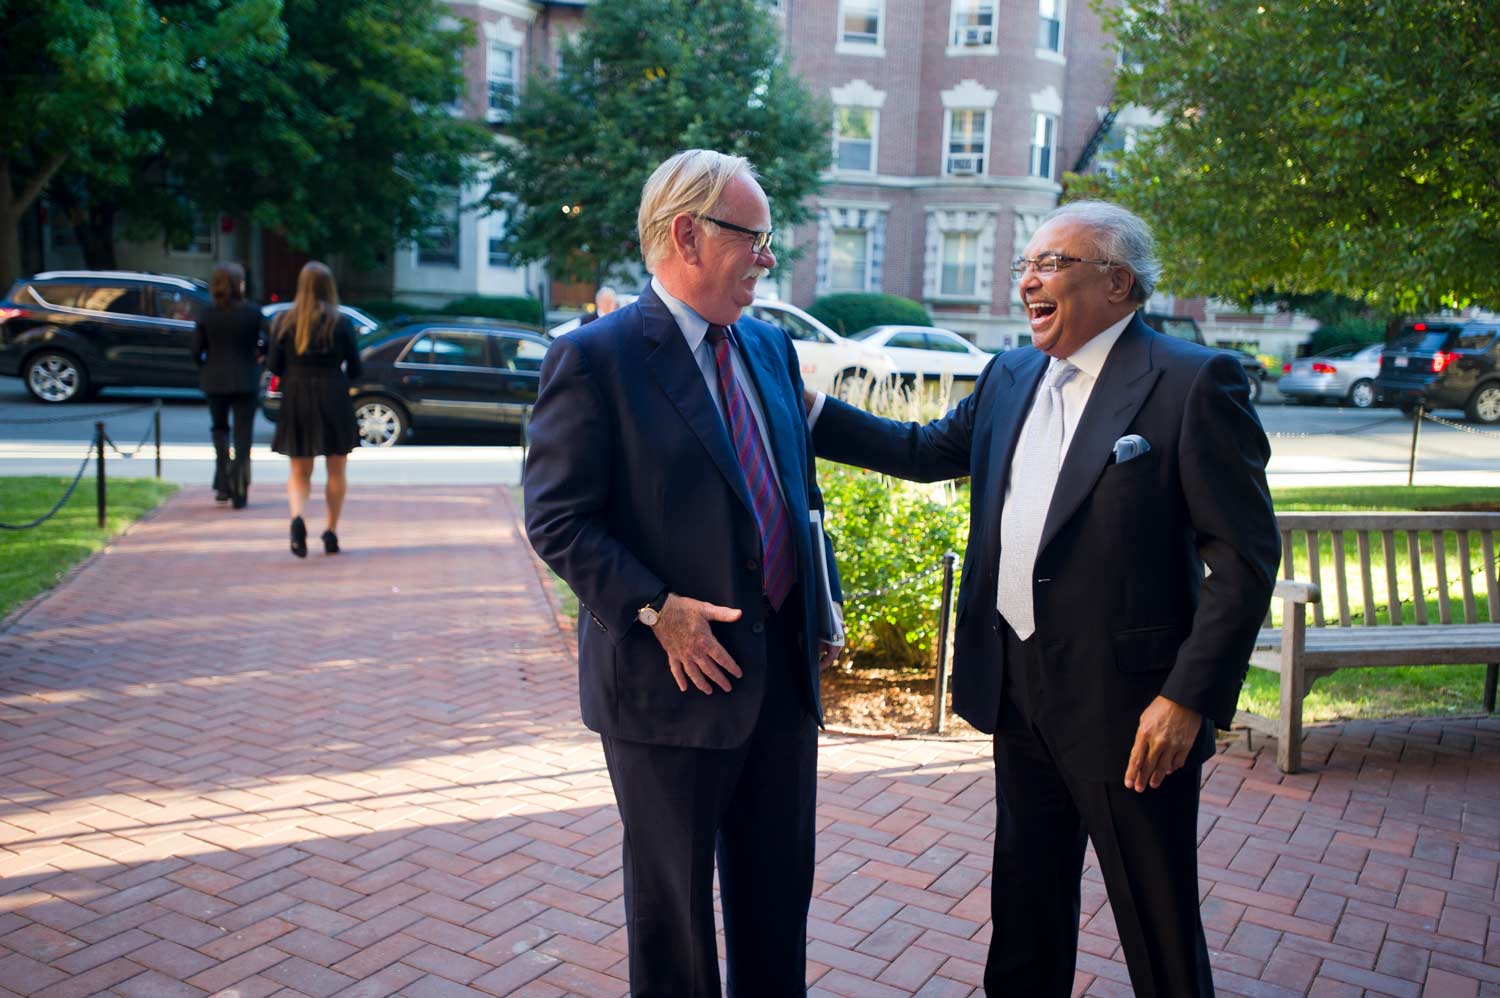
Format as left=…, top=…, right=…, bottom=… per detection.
left=701, top=216, right=775, bottom=254
left=1011, top=253, right=1118, bottom=276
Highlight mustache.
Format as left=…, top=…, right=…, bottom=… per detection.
left=742, top=266, right=769, bottom=281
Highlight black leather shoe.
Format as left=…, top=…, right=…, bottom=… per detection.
left=215, top=489, right=231, bottom=503
left=231, top=489, right=247, bottom=510
left=321, top=530, right=339, bottom=555
left=290, top=516, right=308, bottom=558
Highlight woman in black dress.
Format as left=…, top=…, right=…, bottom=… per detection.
left=268, top=261, right=362, bottom=558
left=193, top=262, right=264, bottom=509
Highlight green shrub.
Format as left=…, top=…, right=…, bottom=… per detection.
left=809, top=293, right=931, bottom=337
left=441, top=295, right=544, bottom=326
left=820, top=462, right=970, bottom=670
left=1306, top=315, right=1388, bottom=356
left=351, top=299, right=426, bottom=321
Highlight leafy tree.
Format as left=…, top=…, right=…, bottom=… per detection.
left=0, top=0, right=282, bottom=287
left=1072, top=0, right=1500, bottom=315
left=487, top=0, right=830, bottom=284
left=46, top=0, right=492, bottom=274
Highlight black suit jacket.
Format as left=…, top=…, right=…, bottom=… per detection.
left=193, top=301, right=265, bottom=395
left=524, top=284, right=841, bottom=750
left=814, top=316, right=1279, bottom=779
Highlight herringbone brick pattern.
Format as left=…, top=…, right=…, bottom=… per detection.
left=0, top=486, right=1496, bottom=997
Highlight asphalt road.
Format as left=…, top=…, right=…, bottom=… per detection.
left=0, top=375, right=1497, bottom=488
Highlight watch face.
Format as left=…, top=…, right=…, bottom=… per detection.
left=639, top=606, right=659, bottom=626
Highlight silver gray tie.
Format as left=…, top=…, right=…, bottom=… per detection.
left=997, top=359, right=1078, bottom=640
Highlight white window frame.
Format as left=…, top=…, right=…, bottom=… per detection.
left=939, top=231, right=980, bottom=298
left=832, top=106, right=878, bottom=175
left=417, top=191, right=462, bottom=269
left=947, top=0, right=998, bottom=55
left=924, top=207, right=996, bottom=303
left=943, top=109, right=989, bottom=176
left=1036, top=0, right=1066, bottom=61
left=487, top=211, right=513, bottom=269
left=828, top=227, right=873, bottom=292
left=1029, top=113, right=1057, bottom=180
left=169, top=210, right=215, bottom=256
left=836, top=0, right=885, bottom=56
left=488, top=42, right=518, bottom=123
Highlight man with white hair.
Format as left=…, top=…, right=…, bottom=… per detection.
left=805, top=201, right=1279, bottom=996
left=525, top=149, right=841, bottom=997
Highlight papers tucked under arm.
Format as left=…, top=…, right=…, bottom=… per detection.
left=808, top=509, right=844, bottom=646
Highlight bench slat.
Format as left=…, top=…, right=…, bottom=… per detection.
left=1333, top=530, right=1351, bottom=628
left=1308, top=529, right=1325, bottom=628
left=1435, top=531, right=1452, bottom=625
left=1408, top=530, right=1427, bottom=626
left=1486, top=530, right=1498, bottom=624
left=1275, top=512, right=1500, bottom=531
left=1359, top=532, right=1376, bottom=627
left=1383, top=529, right=1402, bottom=625
left=1460, top=531, right=1477, bottom=624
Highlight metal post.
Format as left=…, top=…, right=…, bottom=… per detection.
left=932, top=551, right=959, bottom=734
left=1407, top=401, right=1423, bottom=486
left=153, top=401, right=163, bottom=479
left=95, top=421, right=106, bottom=528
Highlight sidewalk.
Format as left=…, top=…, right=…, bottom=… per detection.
left=0, top=486, right=1496, bottom=997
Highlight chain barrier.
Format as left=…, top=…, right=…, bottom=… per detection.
left=102, top=415, right=158, bottom=460
left=1420, top=410, right=1500, bottom=440
left=1266, top=413, right=1406, bottom=440
left=843, top=561, right=950, bottom=602
left=0, top=439, right=96, bottom=530
left=0, top=400, right=160, bottom=426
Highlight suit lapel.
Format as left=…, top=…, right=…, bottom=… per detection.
left=637, top=287, right=755, bottom=516
left=1039, top=317, right=1161, bottom=552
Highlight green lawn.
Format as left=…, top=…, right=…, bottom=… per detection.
left=0, top=477, right=179, bottom=619
left=1246, top=484, right=1498, bottom=722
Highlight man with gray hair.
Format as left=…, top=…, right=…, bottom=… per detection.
left=804, top=200, right=1279, bottom=995
left=525, top=149, right=841, bottom=996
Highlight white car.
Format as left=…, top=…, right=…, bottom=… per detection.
left=849, top=325, right=993, bottom=383
left=549, top=295, right=895, bottom=397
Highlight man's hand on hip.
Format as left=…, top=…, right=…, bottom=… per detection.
left=1124, top=696, right=1202, bottom=792
left=651, top=594, right=744, bottom=694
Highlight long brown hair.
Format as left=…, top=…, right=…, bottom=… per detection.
left=209, top=262, right=245, bottom=308
left=277, top=261, right=339, bottom=354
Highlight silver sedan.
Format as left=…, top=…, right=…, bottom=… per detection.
left=1279, top=343, right=1384, bottom=408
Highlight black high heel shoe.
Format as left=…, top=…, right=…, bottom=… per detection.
left=321, top=529, right=339, bottom=555
left=290, top=516, right=308, bottom=558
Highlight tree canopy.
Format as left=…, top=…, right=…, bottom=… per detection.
left=0, top=0, right=282, bottom=286
left=1071, top=0, right=1500, bottom=314
left=487, top=0, right=830, bottom=284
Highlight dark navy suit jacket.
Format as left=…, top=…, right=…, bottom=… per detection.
left=524, top=284, right=841, bottom=749
left=813, top=315, right=1279, bottom=779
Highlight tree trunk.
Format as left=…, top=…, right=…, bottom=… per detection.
left=0, top=153, right=69, bottom=289
left=77, top=201, right=118, bottom=270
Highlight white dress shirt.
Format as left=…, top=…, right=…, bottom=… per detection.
left=1002, top=312, right=1133, bottom=506
left=652, top=277, right=788, bottom=494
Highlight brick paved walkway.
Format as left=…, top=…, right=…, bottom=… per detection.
left=1, top=486, right=1497, bottom=998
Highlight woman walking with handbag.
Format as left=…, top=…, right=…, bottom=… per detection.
left=267, top=261, right=362, bottom=557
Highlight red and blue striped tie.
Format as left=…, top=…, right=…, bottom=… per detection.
left=707, top=325, right=794, bottom=610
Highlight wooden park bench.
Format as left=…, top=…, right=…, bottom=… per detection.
left=1239, top=512, right=1500, bottom=773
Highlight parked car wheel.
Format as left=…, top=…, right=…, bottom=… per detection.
left=1245, top=375, right=1262, bottom=404
left=354, top=396, right=408, bottom=447
left=1466, top=383, right=1500, bottom=425
left=1348, top=379, right=1376, bottom=409
left=24, top=350, right=89, bottom=403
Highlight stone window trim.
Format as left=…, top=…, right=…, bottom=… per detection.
left=816, top=203, right=889, bottom=296
left=940, top=81, right=998, bottom=178
left=923, top=207, right=996, bottom=303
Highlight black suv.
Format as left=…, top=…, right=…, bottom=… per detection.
left=1374, top=320, right=1500, bottom=424
left=0, top=271, right=211, bottom=402
left=261, top=315, right=550, bottom=446
left=1142, top=313, right=1268, bottom=403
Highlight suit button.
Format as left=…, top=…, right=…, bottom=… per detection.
left=751, top=621, right=765, bottom=635
left=746, top=559, right=759, bottom=572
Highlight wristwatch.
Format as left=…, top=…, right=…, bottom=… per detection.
left=637, top=589, right=669, bottom=627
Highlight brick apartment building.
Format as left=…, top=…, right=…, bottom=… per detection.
left=31, top=0, right=1312, bottom=357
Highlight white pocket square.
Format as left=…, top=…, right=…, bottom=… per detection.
left=1112, top=434, right=1151, bottom=464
